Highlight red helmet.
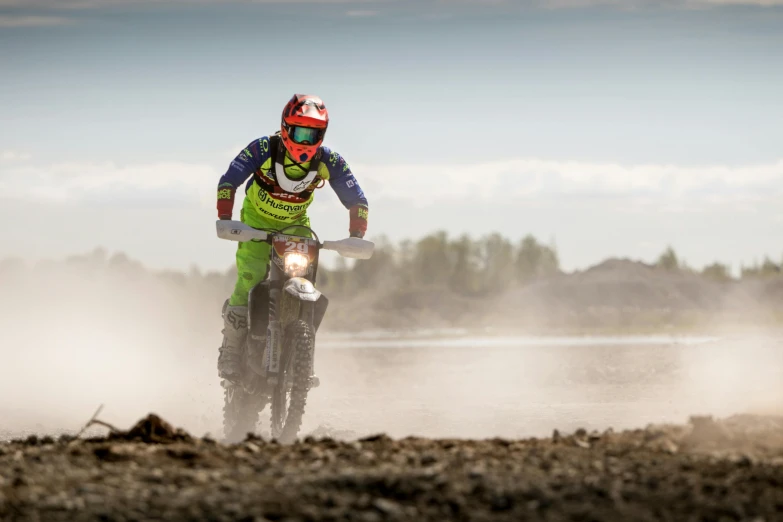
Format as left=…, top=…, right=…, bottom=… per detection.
left=280, top=94, right=329, bottom=163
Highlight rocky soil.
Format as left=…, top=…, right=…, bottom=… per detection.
left=1, top=414, right=782, bottom=521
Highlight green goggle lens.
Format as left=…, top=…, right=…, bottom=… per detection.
left=289, top=126, right=324, bottom=145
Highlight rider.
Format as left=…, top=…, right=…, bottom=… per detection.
left=215, top=94, right=369, bottom=382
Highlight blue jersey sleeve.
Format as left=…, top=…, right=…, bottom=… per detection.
left=217, top=137, right=273, bottom=191
left=321, top=147, right=368, bottom=209
left=216, top=136, right=274, bottom=218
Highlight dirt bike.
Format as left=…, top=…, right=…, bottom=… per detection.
left=216, top=219, right=373, bottom=443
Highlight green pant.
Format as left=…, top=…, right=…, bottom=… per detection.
left=228, top=198, right=311, bottom=306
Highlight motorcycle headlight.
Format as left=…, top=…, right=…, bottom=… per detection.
left=284, top=252, right=310, bottom=277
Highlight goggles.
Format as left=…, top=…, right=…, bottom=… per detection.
left=288, top=125, right=325, bottom=145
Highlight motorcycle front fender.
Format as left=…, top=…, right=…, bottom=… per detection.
left=283, top=277, right=322, bottom=302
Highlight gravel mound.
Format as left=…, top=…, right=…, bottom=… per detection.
left=1, top=414, right=782, bottom=521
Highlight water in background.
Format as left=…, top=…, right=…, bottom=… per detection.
left=3, top=330, right=780, bottom=440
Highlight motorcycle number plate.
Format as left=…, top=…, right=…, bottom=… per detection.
left=272, top=236, right=317, bottom=259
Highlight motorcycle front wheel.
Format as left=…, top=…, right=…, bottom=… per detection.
left=222, top=382, right=260, bottom=443
left=270, top=319, right=315, bottom=443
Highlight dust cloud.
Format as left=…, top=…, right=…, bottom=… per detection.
left=0, top=253, right=227, bottom=438
left=0, top=253, right=781, bottom=441
left=307, top=333, right=783, bottom=439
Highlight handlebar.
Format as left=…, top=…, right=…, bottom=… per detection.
left=216, top=220, right=374, bottom=260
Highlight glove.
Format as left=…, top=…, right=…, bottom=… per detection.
left=349, top=204, right=368, bottom=239
left=217, top=186, right=235, bottom=220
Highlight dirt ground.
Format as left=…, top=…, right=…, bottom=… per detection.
left=1, top=413, right=782, bottom=522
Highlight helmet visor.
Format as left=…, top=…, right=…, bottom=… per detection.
left=288, top=126, right=324, bottom=145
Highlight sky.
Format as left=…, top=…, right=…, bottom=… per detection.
left=1, top=0, right=782, bottom=273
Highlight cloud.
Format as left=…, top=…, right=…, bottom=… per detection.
left=0, top=150, right=32, bottom=162
left=0, top=160, right=218, bottom=207
left=355, top=158, right=783, bottom=208
left=0, top=15, right=72, bottom=27
left=1, top=155, right=781, bottom=273
left=2, top=156, right=781, bottom=215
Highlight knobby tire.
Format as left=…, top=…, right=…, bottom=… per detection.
left=222, top=383, right=259, bottom=443
left=270, top=319, right=314, bottom=443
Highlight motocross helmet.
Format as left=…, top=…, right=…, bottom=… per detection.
left=280, top=94, right=329, bottom=163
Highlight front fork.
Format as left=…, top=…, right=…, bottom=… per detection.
left=245, top=277, right=328, bottom=393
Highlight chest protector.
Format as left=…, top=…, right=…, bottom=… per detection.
left=272, top=134, right=323, bottom=193
left=248, top=134, right=324, bottom=223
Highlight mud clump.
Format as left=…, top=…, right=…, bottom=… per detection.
left=1, top=415, right=782, bottom=521
left=108, top=413, right=194, bottom=444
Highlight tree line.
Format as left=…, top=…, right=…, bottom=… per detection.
left=1, top=234, right=780, bottom=298
left=319, top=232, right=559, bottom=297
left=656, top=246, right=782, bottom=282
left=320, top=236, right=782, bottom=296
